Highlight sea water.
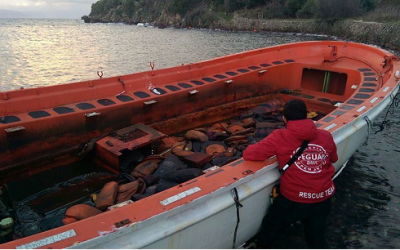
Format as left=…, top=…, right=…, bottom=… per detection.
left=1, top=19, right=400, bottom=248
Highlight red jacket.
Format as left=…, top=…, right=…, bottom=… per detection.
left=243, top=119, right=338, bottom=203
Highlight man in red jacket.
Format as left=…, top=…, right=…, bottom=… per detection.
left=243, top=99, right=338, bottom=249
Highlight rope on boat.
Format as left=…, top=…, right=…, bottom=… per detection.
left=231, top=188, right=243, bottom=249
left=375, top=92, right=400, bottom=134
left=363, top=90, right=400, bottom=145
left=363, top=116, right=373, bottom=146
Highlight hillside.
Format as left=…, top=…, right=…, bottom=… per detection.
left=82, top=0, right=400, bottom=26
left=81, top=0, right=400, bottom=49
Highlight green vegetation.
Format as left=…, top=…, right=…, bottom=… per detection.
left=90, top=0, right=121, bottom=16
left=122, top=0, right=135, bottom=18
left=84, top=0, right=399, bottom=26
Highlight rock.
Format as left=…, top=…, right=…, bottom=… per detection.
left=81, top=15, right=91, bottom=23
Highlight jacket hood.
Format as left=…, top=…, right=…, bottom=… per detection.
left=286, top=119, right=317, bottom=141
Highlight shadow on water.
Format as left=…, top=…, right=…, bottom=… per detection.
left=269, top=105, right=400, bottom=249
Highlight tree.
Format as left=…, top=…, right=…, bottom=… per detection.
left=316, top=0, right=361, bottom=22
left=122, top=0, right=135, bottom=18
left=359, top=0, right=378, bottom=12
left=90, top=1, right=104, bottom=16
left=297, top=0, right=317, bottom=18
left=284, top=0, right=307, bottom=17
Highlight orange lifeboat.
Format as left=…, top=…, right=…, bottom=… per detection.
left=0, top=41, right=399, bottom=248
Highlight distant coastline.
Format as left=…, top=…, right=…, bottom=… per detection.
left=81, top=13, right=400, bottom=50
left=80, top=0, right=400, bottom=50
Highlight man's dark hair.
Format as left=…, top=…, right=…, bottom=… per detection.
left=283, top=99, right=307, bottom=121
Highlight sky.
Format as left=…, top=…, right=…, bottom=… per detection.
left=0, top=0, right=95, bottom=19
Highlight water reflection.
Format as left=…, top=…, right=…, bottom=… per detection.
left=0, top=19, right=326, bottom=91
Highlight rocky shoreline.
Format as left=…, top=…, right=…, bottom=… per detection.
left=82, top=14, right=400, bottom=50
left=229, top=17, right=400, bottom=50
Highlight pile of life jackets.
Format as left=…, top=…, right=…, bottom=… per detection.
left=63, top=99, right=325, bottom=224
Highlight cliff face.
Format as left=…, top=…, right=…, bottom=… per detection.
left=82, top=0, right=189, bottom=26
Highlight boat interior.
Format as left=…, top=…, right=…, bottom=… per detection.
left=0, top=42, right=394, bottom=244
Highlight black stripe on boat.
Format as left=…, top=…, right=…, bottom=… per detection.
left=237, top=68, right=250, bottom=73
left=363, top=82, right=377, bottom=87
left=98, top=99, right=116, bottom=106
left=205, top=169, right=224, bottom=177
left=272, top=61, right=284, bottom=65
left=359, top=88, right=375, bottom=93
left=354, top=93, right=371, bottom=99
left=230, top=159, right=245, bottom=167
left=340, top=105, right=355, bottom=110
left=364, top=77, right=377, bottom=81
left=184, top=180, right=198, bottom=186
left=330, top=101, right=342, bottom=106
left=134, top=91, right=151, bottom=98
left=364, top=72, right=376, bottom=76
left=358, top=68, right=372, bottom=72
left=322, top=116, right=335, bottom=122
left=260, top=63, right=271, bottom=67
left=301, top=94, right=315, bottom=99
left=315, top=123, right=323, bottom=128
left=248, top=66, right=261, bottom=70
left=29, top=111, right=51, bottom=119
left=165, top=85, right=181, bottom=91
left=178, top=83, right=192, bottom=89
left=213, top=74, right=227, bottom=79
left=284, top=59, right=295, bottom=63
left=53, top=107, right=75, bottom=114
left=318, top=98, right=331, bottom=102
left=202, top=77, right=216, bottom=83
left=347, top=99, right=364, bottom=105
left=332, top=110, right=346, bottom=116
left=116, top=95, right=134, bottom=102
left=191, top=80, right=204, bottom=86
left=226, top=71, right=238, bottom=76
left=76, top=103, right=95, bottom=110
left=0, top=116, right=20, bottom=124
left=151, top=88, right=167, bottom=95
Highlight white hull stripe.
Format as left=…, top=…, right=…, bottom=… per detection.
left=160, top=187, right=202, bottom=206
left=370, top=97, right=379, bottom=103
left=324, top=123, right=337, bottom=131
left=357, top=106, right=366, bottom=112
left=16, top=230, right=76, bottom=249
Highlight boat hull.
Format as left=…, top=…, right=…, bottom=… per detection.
left=72, top=83, right=399, bottom=248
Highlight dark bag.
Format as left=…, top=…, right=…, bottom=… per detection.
left=153, top=154, right=187, bottom=178
left=163, top=168, right=204, bottom=184
left=156, top=179, right=179, bottom=193
left=271, top=141, right=310, bottom=203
